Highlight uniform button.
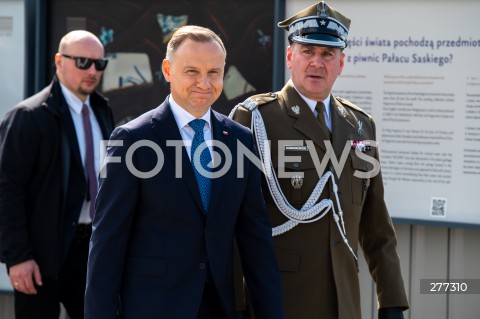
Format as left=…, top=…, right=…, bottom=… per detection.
left=199, top=263, right=206, bottom=270
left=293, top=162, right=300, bottom=168
left=331, top=239, right=339, bottom=246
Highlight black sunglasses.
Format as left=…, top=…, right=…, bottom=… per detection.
left=61, top=54, right=108, bottom=71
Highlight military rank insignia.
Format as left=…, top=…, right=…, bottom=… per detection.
left=336, top=105, right=347, bottom=118
left=291, top=105, right=300, bottom=115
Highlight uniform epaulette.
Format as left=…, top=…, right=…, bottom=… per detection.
left=239, top=92, right=278, bottom=111
left=336, top=97, right=371, bottom=117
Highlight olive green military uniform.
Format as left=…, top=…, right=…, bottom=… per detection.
left=232, top=80, right=408, bottom=319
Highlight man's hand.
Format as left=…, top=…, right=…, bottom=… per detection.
left=9, top=259, right=43, bottom=294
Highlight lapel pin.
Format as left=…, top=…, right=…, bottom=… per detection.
left=223, top=131, right=228, bottom=136
left=291, top=105, right=300, bottom=115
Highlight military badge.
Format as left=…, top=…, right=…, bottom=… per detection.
left=291, top=175, right=303, bottom=189
left=285, top=146, right=308, bottom=152
left=351, top=140, right=372, bottom=152
left=357, top=120, right=363, bottom=136
left=291, top=105, right=300, bottom=115
left=336, top=105, right=347, bottom=118
left=317, top=2, right=328, bottom=17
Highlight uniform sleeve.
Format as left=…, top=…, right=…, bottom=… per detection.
left=359, top=118, right=409, bottom=310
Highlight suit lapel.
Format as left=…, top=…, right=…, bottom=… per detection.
left=90, top=94, right=113, bottom=140
left=282, top=81, right=327, bottom=152
left=58, top=100, right=84, bottom=172
left=151, top=99, right=205, bottom=214
left=206, top=111, right=230, bottom=217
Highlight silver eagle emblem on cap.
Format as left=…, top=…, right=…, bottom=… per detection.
left=317, top=1, right=328, bottom=17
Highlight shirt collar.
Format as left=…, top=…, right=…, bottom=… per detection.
left=291, top=82, right=331, bottom=116
left=59, top=82, right=91, bottom=115
left=169, top=95, right=212, bottom=130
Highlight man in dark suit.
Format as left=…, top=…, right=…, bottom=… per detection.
left=0, top=30, right=114, bottom=319
left=232, top=2, right=409, bottom=319
left=84, top=25, right=284, bottom=319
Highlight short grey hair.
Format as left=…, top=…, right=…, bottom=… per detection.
left=165, top=25, right=226, bottom=60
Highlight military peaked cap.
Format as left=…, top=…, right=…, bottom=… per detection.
left=278, top=1, right=351, bottom=48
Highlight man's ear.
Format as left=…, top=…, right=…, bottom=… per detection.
left=54, top=53, right=62, bottom=71
left=162, top=59, right=171, bottom=82
left=286, top=46, right=293, bottom=69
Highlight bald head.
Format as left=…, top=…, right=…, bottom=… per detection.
left=58, top=30, right=104, bottom=55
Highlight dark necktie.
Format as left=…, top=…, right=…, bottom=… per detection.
left=81, top=104, right=97, bottom=219
left=189, top=119, right=212, bottom=213
left=315, top=101, right=331, bottom=139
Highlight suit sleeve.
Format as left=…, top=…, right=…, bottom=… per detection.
left=234, top=133, right=285, bottom=319
left=85, top=126, right=139, bottom=319
left=359, top=118, right=409, bottom=310
left=0, top=108, right=39, bottom=266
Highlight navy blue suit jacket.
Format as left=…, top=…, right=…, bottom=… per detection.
left=85, top=98, right=284, bottom=319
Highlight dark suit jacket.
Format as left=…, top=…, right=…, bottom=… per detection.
left=85, top=98, right=284, bottom=319
left=0, top=78, right=114, bottom=277
left=233, top=80, right=409, bottom=319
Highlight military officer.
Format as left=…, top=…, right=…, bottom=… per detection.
left=231, top=1, right=409, bottom=319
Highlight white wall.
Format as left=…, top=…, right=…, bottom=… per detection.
left=0, top=0, right=25, bottom=119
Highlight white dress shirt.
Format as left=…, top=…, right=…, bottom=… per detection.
left=168, top=95, right=213, bottom=160
left=60, top=83, right=102, bottom=224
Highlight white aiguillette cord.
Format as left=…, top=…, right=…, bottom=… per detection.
left=229, top=103, right=357, bottom=260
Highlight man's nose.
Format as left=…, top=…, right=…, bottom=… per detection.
left=86, top=63, right=98, bottom=74
left=310, top=54, right=325, bottom=67
left=196, top=74, right=211, bottom=89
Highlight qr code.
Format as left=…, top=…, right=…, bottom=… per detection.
left=431, top=197, right=447, bottom=217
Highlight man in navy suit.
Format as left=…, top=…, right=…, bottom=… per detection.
left=85, top=25, right=284, bottom=319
